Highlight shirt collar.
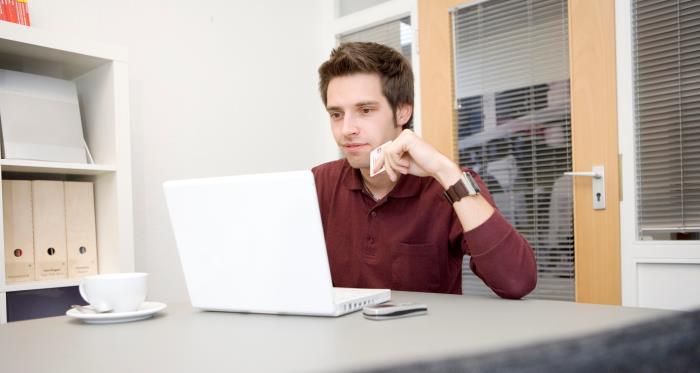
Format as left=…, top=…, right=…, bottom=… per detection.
left=340, top=159, right=421, bottom=198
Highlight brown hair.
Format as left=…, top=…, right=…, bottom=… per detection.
left=318, top=42, right=414, bottom=130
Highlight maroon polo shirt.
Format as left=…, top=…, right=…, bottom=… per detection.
left=311, top=159, right=537, bottom=299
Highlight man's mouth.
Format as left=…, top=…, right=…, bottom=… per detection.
left=343, top=143, right=369, bottom=151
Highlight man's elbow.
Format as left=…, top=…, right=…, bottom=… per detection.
left=495, top=269, right=537, bottom=300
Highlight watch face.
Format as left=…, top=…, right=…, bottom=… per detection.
left=462, top=172, right=480, bottom=195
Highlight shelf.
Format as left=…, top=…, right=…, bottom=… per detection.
left=0, top=21, right=127, bottom=79
left=0, top=20, right=127, bottom=62
left=0, top=23, right=133, bottom=324
left=0, top=159, right=116, bottom=175
left=3, top=278, right=81, bottom=293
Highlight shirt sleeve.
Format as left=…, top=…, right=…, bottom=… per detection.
left=458, top=169, right=538, bottom=299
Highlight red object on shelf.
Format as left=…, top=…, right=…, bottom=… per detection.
left=1, top=0, right=18, bottom=24
left=0, top=0, right=30, bottom=26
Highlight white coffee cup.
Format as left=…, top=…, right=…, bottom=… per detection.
left=79, top=273, right=148, bottom=312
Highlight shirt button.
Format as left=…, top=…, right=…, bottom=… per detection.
left=370, top=211, right=377, bottom=217
left=368, top=237, right=374, bottom=244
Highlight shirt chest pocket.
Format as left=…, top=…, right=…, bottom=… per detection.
left=390, top=243, right=441, bottom=292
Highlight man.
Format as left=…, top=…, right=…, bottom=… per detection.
left=312, top=42, right=536, bottom=299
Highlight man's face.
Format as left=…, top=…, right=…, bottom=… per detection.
left=325, top=73, right=409, bottom=169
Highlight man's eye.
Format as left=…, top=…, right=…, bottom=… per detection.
left=361, top=107, right=372, bottom=114
left=330, top=112, right=341, bottom=119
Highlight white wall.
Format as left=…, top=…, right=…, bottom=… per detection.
left=28, top=0, right=338, bottom=302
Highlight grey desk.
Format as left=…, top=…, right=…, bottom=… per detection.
left=0, top=291, right=674, bottom=373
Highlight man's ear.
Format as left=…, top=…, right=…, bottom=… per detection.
left=395, top=104, right=413, bottom=127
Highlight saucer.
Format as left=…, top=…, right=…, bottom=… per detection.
left=66, top=301, right=167, bottom=324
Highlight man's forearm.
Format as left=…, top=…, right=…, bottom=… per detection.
left=434, top=157, right=537, bottom=299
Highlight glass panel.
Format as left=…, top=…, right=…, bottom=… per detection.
left=633, top=0, right=700, bottom=240
left=453, top=0, right=574, bottom=300
left=339, top=17, right=412, bottom=63
left=337, top=0, right=392, bottom=17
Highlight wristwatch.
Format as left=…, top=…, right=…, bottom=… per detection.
left=443, top=172, right=480, bottom=204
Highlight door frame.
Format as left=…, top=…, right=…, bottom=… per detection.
left=615, top=0, right=700, bottom=309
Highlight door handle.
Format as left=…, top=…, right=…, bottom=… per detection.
left=564, top=165, right=605, bottom=210
left=564, top=171, right=602, bottom=179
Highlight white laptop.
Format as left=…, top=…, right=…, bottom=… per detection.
left=163, top=170, right=390, bottom=316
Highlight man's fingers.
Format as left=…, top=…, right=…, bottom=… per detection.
left=385, top=163, right=397, bottom=181
left=390, top=155, right=409, bottom=174
left=381, top=140, right=413, bottom=179
left=392, top=129, right=415, bottom=152
left=383, top=152, right=398, bottom=182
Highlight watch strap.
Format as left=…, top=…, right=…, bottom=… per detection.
left=444, top=172, right=480, bottom=204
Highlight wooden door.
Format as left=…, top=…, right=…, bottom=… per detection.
left=418, top=0, right=621, bottom=304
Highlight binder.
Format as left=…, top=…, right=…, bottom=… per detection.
left=2, top=180, right=35, bottom=283
left=32, top=180, right=67, bottom=280
left=64, top=181, right=98, bottom=278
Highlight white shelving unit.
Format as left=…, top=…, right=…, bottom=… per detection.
left=0, top=22, right=134, bottom=323
left=0, top=159, right=116, bottom=175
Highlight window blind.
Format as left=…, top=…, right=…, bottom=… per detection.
left=452, top=0, right=574, bottom=300
left=633, top=0, right=700, bottom=240
left=339, top=17, right=412, bottom=63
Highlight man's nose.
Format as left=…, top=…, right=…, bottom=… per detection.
left=341, top=114, right=359, bottom=136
